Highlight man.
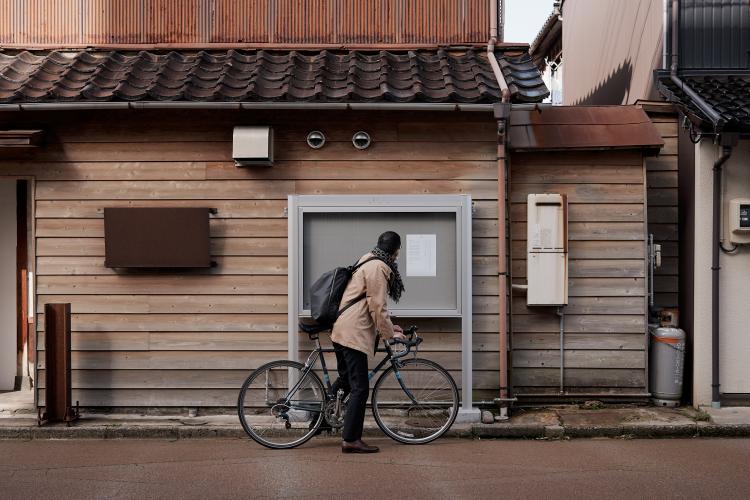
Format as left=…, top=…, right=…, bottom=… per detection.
left=329, top=231, right=406, bottom=453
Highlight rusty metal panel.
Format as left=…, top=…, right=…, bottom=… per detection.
left=465, top=0, right=489, bottom=43
left=19, top=0, right=81, bottom=45
left=401, top=0, right=487, bottom=44
left=0, top=1, right=12, bottom=45
left=508, top=105, right=665, bottom=152
left=274, top=0, right=334, bottom=44
left=145, top=0, right=199, bottom=43
left=336, top=0, right=397, bottom=44
left=84, top=0, right=146, bottom=45
left=104, top=207, right=212, bottom=268
left=0, top=0, right=491, bottom=47
left=209, top=0, right=270, bottom=43
left=41, top=303, right=78, bottom=424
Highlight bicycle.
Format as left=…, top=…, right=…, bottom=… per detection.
left=237, top=325, right=459, bottom=449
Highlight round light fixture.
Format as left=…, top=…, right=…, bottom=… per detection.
left=306, top=130, right=326, bottom=149
left=352, top=131, right=371, bottom=150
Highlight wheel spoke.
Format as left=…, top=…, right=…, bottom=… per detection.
left=238, top=361, right=325, bottom=449
left=372, top=359, right=458, bottom=444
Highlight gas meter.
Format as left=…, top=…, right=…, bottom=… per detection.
left=726, top=198, right=750, bottom=245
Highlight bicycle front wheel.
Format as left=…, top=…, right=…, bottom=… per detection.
left=237, top=360, right=326, bottom=449
left=371, top=358, right=459, bottom=444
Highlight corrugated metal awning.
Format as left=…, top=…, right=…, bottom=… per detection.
left=506, top=105, right=664, bottom=153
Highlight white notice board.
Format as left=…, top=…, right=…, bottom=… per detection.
left=406, top=234, right=437, bottom=277
left=288, top=194, right=476, bottom=417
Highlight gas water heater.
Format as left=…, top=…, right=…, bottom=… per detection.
left=527, top=193, right=568, bottom=306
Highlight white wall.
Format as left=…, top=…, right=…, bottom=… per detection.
left=0, top=181, right=17, bottom=390
left=693, top=140, right=750, bottom=406
left=561, top=0, right=663, bottom=105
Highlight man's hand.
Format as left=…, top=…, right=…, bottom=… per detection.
left=392, top=324, right=406, bottom=341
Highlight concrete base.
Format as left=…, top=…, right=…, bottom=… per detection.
left=651, top=398, right=680, bottom=408
left=455, top=407, right=481, bottom=423
left=0, top=389, right=34, bottom=415
left=4, top=405, right=750, bottom=440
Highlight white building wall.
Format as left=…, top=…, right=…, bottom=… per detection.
left=0, top=181, right=17, bottom=390
left=693, top=140, right=750, bottom=406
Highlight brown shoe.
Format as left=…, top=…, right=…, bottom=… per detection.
left=341, top=439, right=379, bottom=454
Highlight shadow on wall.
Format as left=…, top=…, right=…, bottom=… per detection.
left=575, top=60, right=634, bottom=105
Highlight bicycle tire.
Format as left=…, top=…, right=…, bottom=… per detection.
left=371, top=358, right=459, bottom=444
left=237, top=360, right=325, bottom=449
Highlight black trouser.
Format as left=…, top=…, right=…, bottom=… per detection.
left=331, top=342, right=369, bottom=443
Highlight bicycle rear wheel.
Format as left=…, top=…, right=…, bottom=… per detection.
left=371, top=358, right=459, bottom=444
left=237, top=360, right=326, bottom=449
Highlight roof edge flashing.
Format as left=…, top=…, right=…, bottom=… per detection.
left=0, top=102, right=495, bottom=112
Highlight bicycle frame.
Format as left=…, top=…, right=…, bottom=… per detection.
left=279, top=334, right=419, bottom=416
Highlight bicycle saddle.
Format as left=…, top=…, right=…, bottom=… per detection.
left=299, top=321, right=329, bottom=336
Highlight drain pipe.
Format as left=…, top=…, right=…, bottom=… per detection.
left=488, top=0, right=514, bottom=420
left=662, top=0, right=670, bottom=70
left=667, top=0, right=725, bottom=131
left=711, top=144, right=734, bottom=408
left=488, top=0, right=511, bottom=102
left=557, top=307, right=565, bottom=394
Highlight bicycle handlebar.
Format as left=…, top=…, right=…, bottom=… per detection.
left=384, top=326, right=421, bottom=358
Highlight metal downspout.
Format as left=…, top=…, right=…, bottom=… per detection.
left=667, top=1, right=725, bottom=131
left=711, top=145, right=733, bottom=408
left=661, top=0, right=672, bottom=70
left=488, top=0, right=513, bottom=418
left=488, top=1, right=511, bottom=102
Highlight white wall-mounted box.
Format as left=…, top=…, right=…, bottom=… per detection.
left=726, top=197, right=750, bottom=245
left=527, top=193, right=568, bottom=306
left=232, top=126, right=274, bottom=166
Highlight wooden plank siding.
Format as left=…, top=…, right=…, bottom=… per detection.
left=644, top=109, right=680, bottom=309
left=509, top=150, right=649, bottom=397
left=0, top=109, right=655, bottom=407
left=0, top=109, right=503, bottom=408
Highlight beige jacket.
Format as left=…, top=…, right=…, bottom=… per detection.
left=330, top=253, right=395, bottom=355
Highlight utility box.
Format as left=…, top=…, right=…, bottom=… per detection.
left=232, top=126, right=274, bottom=166
left=527, top=193, right=568, bottom=306
left=726, top=198, right=750, bottom=245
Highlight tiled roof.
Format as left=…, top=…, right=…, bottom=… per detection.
left=656, top=74, right=750, bottom=132
left=0, top=49, right=548, bottom=105
left=529, top=12, right=562, bottom=72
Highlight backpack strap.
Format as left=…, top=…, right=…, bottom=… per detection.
left=337, top=292, right=366, bottom=317
left=349, top=256, right=380, bottom=272
left=337, top=257, right=382, bottom=317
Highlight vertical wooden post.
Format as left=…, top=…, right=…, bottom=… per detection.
left=41, top=303, right=78, bottom=425
left=15, top=180, right=28, bottom=387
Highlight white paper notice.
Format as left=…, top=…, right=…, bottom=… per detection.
left=406, top=234, right=437, bottom=277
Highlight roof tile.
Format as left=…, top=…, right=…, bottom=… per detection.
left=0, top=49, right=548, bottom=105
left=656, top=74, right=750, bottom=132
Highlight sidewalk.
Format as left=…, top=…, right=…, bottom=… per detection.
left=2, top=394, right=750, bottom=440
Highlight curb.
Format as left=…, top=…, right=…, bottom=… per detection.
left=1, top=422, right=750, bottom=440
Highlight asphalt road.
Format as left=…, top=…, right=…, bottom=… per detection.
left=2, top=437, right=749, bottom=499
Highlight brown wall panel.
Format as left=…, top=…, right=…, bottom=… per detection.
left=0, top=0, right=491, bottom=47
left=0, top=109, right=651, bottom=406
left=0, top=109, right=500, bottom=407
left=509, top=150, right=648, bottom=396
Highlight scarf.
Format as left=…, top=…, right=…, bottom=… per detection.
left=371, top=247, right=405, bottom=303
